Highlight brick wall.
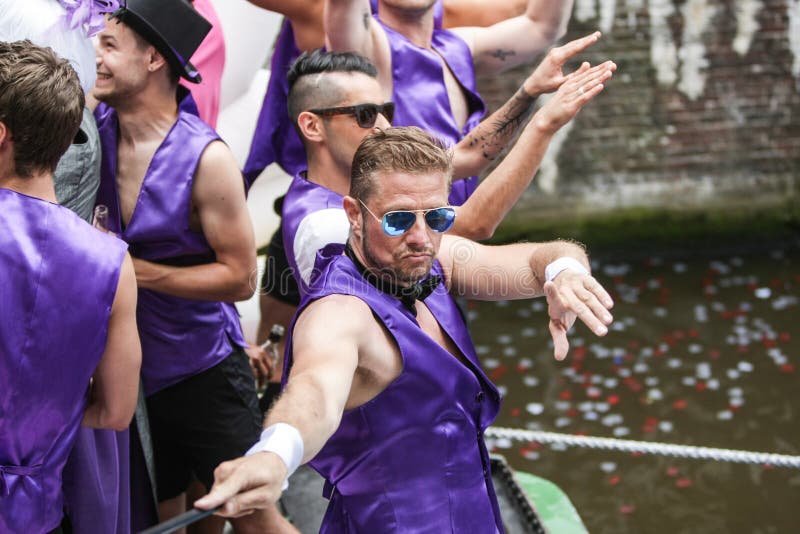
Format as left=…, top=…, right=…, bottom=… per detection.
left=477, top=0, right=800, bottom=223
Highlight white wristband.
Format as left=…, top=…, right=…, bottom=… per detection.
left=545, top=257, right=589, bottom=282
left=245, top=423, right=304, bottom=490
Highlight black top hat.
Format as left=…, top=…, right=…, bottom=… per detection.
left=111, top=0, right=211, bottom=84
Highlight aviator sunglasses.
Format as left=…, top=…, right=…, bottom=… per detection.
left=359, top=199, right=456, bottom=237
left=309, top=102, right=395, bottom=129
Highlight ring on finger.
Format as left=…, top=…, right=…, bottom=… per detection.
left=578, top=86, right=585, bottom=96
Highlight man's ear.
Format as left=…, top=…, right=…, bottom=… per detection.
left=147, top=47, right=168, bottom=74
left=343, top=195, right=363, bottom=239
left=0, top=121, right=7, bottom=147
left=297, top=111, right=324, bottom=143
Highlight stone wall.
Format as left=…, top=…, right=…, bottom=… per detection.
left=478, top=0, right=800, bottom=227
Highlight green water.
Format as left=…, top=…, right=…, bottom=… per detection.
left=471, top=248, right=800, bottom=533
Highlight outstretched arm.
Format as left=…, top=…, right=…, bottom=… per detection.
left=438, top=235, right=613, bottom=360
left=451, top=0, right=576, bottom=76
left=82, top=252, right=141, bottom=431
left=131, top=141, right=257, bottom=302
left=195, top=294, right=366, bottom=517
left=450, top=31, right=603, bottom=180
left=451, top=38, right=616, bottom=240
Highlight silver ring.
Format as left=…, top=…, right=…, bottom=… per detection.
left=578, top=86, right=585, bottom=96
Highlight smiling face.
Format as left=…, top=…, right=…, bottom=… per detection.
left=357, top=169, right=450, bottom=285
left=93, top=16, right=152, bottom=106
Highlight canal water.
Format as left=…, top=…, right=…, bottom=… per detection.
left=471, top=247, right=800, bottom=533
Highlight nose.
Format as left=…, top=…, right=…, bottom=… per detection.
left=373, top=112, right=391, bottom=131
left=403, top=213, right=431, bottom=246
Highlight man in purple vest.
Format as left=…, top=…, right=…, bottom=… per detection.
left=0, top=40, right=141, bottom=534
left=196, top=127, right=615, bottom=532
left=91, top=1, right=291, bottom=531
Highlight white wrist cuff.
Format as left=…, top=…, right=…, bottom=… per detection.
left=245, top=423, right=304, bottom=490
left=545, top=257, right=589, bottom=282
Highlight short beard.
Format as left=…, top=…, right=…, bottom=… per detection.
left=361, top=232, right=433, bottom=286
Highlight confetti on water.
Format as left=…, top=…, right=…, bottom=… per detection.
left=522, top=375, right=539, bottom=388
left=696, top=363, right=712, bottom=380
left=482, top=358, right=500, bottom=369
left=646, top=388, right=664, bottom=402
left=495, top=300, right=509, bottom=308
left=772, top=295, right=799, bottom=310
left=738, top=361, right=754, bottom=373
left=613, top=426, right=630, bottom=437
left=502, top=346, right=517, bottom=357
left=530, top=301, right=545, bottom=312
left=467, top=310, right=480, bottom=322
left=476, top=345, right=491, bottom=355
left=516, top=307, right=532, bottom=318
left=681, top=376, right=696, bottom=387
left=658, top=421, right=674, bottom=433
left=688, top=343, right=704, bottom=354
left=555, top=417, right=572, bottom=428
left=707, top=378, right=720, bottom=390
left=644, top=376, right=659, bottom=386
left=653, top=307, right=668, bottom=317
left=717, top=410, right=734, bottom=420
left=602, top=414, right=624, bottom=427
left=694, top=305, right=708, bottom=322
left=727, top=369, right=740, bottom=380
left=673, top=262, right=688, bottom=273
left=520, top=327, right=537, bottom=337
left=496, top=334, right=513, bottom=344
left=494, top=437, right=513, bottom=449
left=526, top=402, right=544, bottom=415
left=600, top=462, right=617, bottom=473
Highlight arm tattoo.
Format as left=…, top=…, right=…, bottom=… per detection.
left=465, top=87, right=537, bottom=161
left=490, top=49, right=516, bottom=62
left=362, top=10, right=371, bottom=30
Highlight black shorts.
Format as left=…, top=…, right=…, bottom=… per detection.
left=261, top=223, right=301, bottom=306
left=145, top=345, right=263, bottom=501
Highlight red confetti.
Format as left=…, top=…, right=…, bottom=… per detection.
left=510, top=408, right=521, bottom=417
left=607, top=394, right=621, bottom=406
left=780, top=332, right=792, bottom=343
left=672, top=399, right=688, bottom=410
left=489, top=365, right=508, bottom=381
left=709, top=349, right=721, bottom=360
left=675, top=478, right=693, bottom=488
left=619, top=504, right=636, bottom=515
left=694, top=381, right=707, bottom=392
left=780, top=364, right=795, bottom=374
left=608, top=475, right=621, bottom=486
left=688, top=329, right=700, bottom=338
left=665, top=466, right=679, bottom=477
left=559, top=390, right=573, bottom=400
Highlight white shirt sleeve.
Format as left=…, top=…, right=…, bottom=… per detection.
left=293, top=208, right=350, bottom=288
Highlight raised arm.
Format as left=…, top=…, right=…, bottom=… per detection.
left=131, top=141, right=257, bottom=302
left=325, top=0, right=393, bottom=93
left=247, top=0, right=326, bottom=50
left=438, top=235, right=613, bottom=360
left=442, top=0, right=526, bottom=28
left=451, top=37, right=616, bottom=240
left=82, top=252, right=141, bottom=431
left=450, top=31, right=604, bottom=181
left=451, top=0, right=575, bottom=76
left=195, top=294, right=367, bottom=516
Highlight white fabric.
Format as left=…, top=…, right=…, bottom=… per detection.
left=544, top=257, right=589, bottom=282
left=294, top=208, right=350, bottom=288
left=0, top=0, right=97, bottom=93
left=245, top=423, right=304, bottom=490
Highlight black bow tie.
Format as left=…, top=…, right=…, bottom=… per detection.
left=345, top=242, right=441, bottom=317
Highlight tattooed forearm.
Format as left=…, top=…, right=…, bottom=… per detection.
left=464, top=86, right=537, bottom=161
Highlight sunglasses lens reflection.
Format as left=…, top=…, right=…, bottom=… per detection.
left=383, top=211, right=417, bottom=236
left=425, top=208, right=455, bottom=232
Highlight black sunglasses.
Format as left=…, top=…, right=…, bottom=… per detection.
left=309, top=102, right=395, bottom=129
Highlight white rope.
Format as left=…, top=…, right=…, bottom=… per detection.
left=485, top=427, right=800, bottom=468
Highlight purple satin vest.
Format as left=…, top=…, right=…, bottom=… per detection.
left=0, top=189, right=126, bottom=534
left=381, top=20, right=486, bottom=206
left=242, top=1, right=445, bottom=189
left=281, top=172, right=345, bottom=296
left=285, top=244, right=504, bottom=533
left=94, top=102, right=246, bottom=395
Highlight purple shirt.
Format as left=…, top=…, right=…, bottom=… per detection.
left=0, top=189, right=126, bottom=533
left=95, top=99, right=246, bottom=395
left=284, top=244, right=503, bottom=533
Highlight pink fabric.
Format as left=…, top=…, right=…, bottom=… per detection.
left=181, top=0, right=225, bottom=128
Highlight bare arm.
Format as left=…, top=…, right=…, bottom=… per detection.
left=82, top=252, right=141, bottom=431
left=442, top=0, right=526, bottom=28
left=246, top=0, right=326, bottom=50
left=452, top=44, right=616, bottom=240
left=325, top=0, right=393, bottom=94
left=451, top=0, right=575, bottom=76
left=450, top=32, right=603, bottom=181
left=194, top=294, right=367, bottom=516
left=438, top=235, right=613, bottom=360
left=132, top=141, right=257, bottom=302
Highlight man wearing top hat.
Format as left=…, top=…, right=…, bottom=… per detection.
left=92, top=1, right=283, bottom=531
